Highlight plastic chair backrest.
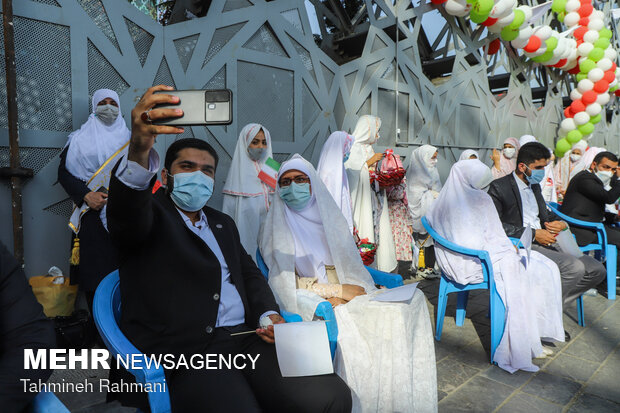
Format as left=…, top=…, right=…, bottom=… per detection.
left=421, top=217, right=494, bottom=288
left=547, top=202, right=607, bottom=254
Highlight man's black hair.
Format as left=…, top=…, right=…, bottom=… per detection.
left=593, top=151, right=619, bottom=165
left=164, top=138, right=219, bottom=171
left=516, top=142, right=550, bottom=167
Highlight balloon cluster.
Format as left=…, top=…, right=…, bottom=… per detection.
left=553, top=0, right=620, bottom=157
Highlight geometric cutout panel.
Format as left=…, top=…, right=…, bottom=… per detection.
left=237, top=61, right=293, bottom=142
left=43, top=198, right=74, bottom=218
left=153, top=57, right=176, bottom=88
left=125, top=18, right=154, bottom=67
left=87, top=40, right=130, bottom=99
left=0, top=146, right=62, bottom=175
left=77, top=0, right=121, bottom=51
left=302, top=80, right=320, bottom=134
left=288, top=35, right=316, bottom=83
left=281, top=8, right=304, bottom=35
left=202, top=22, right=246, bottom=68
left=223, top=0, right=253, bottom=12
left=243, top=24, right=288, bottom=58
left=203, top=65, right=227, bottom=89
left=174, top=34, right=200, bottom=72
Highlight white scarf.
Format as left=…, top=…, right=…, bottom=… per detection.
left=222, top=123, right=273, bottom=197
left=65, top=89, right=130, bottom=181
left=570, top=146, right=605, bottom=180
left=555, top=140, right=588, bottom=192
left=344, top=115, right=381, bottom=242
left=259, top=155, right=376, bottom=320
left=406, top=144, right=441, bottom=234
left=459, top=149, right=479, bottom=161
left=317, top=131, right=355, bottom=233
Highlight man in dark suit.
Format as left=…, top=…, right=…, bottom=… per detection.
left=0, top=242, right=56, bottom=412
left=561, top=151, right=620, bottom=288
left=488, top=142, right=606, bottom=308
left=106, top=85, right=351, bottom=412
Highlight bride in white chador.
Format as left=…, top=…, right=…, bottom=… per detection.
left=259, top=154, right=437, bottom=412
left=427, top=159, right=565, bottom=373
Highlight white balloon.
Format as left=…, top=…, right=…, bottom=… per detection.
left=577, top=42, right=594, bottom=57
left=574, top=112, right=591, bottom=126
left=604, top=48, right=618, bottom=61
left=561, top=118, right=577, bottom=131
left=511, top=27, right=533, bottom=49
left=596, top=93, right=610, bottom=105
left=490, top=0, right=514, bottom=18
left=445, top=0, right=471, bottom=16
left=597, top=58, right=613, bottom=72
left=565, top=0, right=580, bottom=12
left=588, top=68, right=605, bottom=82
left=593, top=10, right=605, bottom=21
left=584, top=30, right=600, bottom=44
left=570, top=89, right=583, bottom=101
left=516, top=6, right=532, bottom=23
left=610, top=79, right=618, bottom=88
left=577, top=79, right=594, bottom=93
left=588, top=19, right=604, bottom=32
left=564, top=12, right=580, bottom=27
left=533, top=26, right=552, bottom=41
left=586, top=103, right=602, bottom=116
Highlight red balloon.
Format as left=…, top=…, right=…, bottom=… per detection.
left=604, top=70, right=616, bottom=83
left=431, top=0, right=447, bottom=3
left=487, top=38, right=501, bottom=55
left=553, top=58, right=568, bottom=68
left=582, top=90, right=597, bottom=104
left=616, top=90, right=620, bottom=97
left=568, top=65, right=581, bottom=75
left=611, top=62, right=617, bottom=72
left=481, top=17, right=498, bottom=27
left=564, top=107, right=574, bottom=118
left=594, top=80, right=610, bottom=94
left=524, top=36, right=542, bottom=53
left=579, top=17, right=589, bottom=26
left=578, top=4, right=593, bottom=17
left=571, top=100, right=586, bottom=113
left=574, top=27, right=587, bottom=40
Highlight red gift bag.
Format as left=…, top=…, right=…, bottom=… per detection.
left=371, top=149, right=406, bottom=189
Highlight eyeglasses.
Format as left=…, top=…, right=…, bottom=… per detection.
left=279, top=176, right=310, bottom=187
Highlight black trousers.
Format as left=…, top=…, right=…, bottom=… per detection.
left=165, top=325, right=352, bottom=413
left=571, top=225, right=620, bottom=277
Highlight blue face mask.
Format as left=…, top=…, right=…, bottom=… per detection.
left=343, top=152, right=350, bottom=163
left=279, top=182, right=312, bottom=211
left=525, top=166, right=545, bottom=185
left=169, top=171, right=214, bottom=212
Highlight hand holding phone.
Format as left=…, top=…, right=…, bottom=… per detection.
left=153, top=89, right=232, bottom=126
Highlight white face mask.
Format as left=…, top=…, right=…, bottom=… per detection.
left=569, top=153, right=582, bottom=163
left=427, top=158, right=438, bottom=168
left=595, top=169, right=613, bottom=186
left=503, top=147, right=516, bottom=159
left=96, top=104, right=119, bottom=126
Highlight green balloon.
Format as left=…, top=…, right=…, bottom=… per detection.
left=500, top=27, right=519, bottom=42
left=551, top=0, right=567, bottom=13
left=594, top=38, right=610, bottom=50
left=470, top=10, right=488, bottom=24
left=599, top=28, right=612, bottom=40
left=556, top=138, right=571, bottom=154
left=508, top=9, right=525, bottom=29
left=557, top=12, right=565, bottom=23
left=566, top=130, right=583, bottom=144
left=545, top=37, right=558, bottom=52
left=590, top=114, right=602, bottom=124
left=577, top=122, right=594, bottom=135
left=576, top=73, right=587, bottom=82
left=473, top=0, right=494, bottom=15
left=588, top=47, right=605, bottom=62
left=535, top=49, right=555, bottom=63
left=579, top=58, right=596, bottom=73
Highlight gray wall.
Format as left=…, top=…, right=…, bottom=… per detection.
left=1, top=0, right=619, bottom=277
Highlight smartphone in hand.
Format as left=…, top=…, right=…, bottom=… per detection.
left=153, top=89, right=232, bottom=126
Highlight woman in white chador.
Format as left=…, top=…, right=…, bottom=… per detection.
left=407, top=145, right=442, bottom=278
left=344, top=115, right=397, bottom=272
left=259, top=155, right=438, bottom=412
left=459, top=149, right=479, bottom=160
left=317, top=131, right=355, bottom=233
left=427, top=160, right=565, bottom=373
left=554, top=140, right=588, bottom=198
left=222, top=124, right=273, bottom=260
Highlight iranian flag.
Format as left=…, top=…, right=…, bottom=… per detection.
left=258, top=157, right=280, bottom=189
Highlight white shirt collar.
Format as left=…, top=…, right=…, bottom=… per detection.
left=176, top=207, right=208, bottom=230
left=512, top=172, right=530, bottom=191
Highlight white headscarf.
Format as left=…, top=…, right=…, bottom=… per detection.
left=570, top=146, right=605, bottom=179
left=519, top=134, right=537, bottom=146
left=493, top=137, right=520, bottom=179
left=222, top=123, right=273, bottom=197
left=317, top=131, right=355, bottom=233
left=345, top=115, right=382, bottom=242
left=459, top=149, right=479, bottom=161
left=428, top=160, right=560, bottom=372
left=65, top=89, right=130, bottom=181
left=259, top=155, right=376, bottom=320
left=555, top=140, right=589, bottom=192
left=406, top=144, right=441, bottom=234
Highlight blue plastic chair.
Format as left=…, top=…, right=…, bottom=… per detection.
left=548, top=202, right=617, bottom=300
left=421, top=217, right=506, bottom=363
left=28, top=390, right=70, bottom=413
left=256, top=248, right=404, bottom=358
left=93, top=271, right=171, bottom=413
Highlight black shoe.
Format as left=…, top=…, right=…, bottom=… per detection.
left=565, top=330, right=571, bottom=342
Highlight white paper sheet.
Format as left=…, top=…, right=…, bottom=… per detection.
left=519, top=226, right=532, bottom=267
left=370, top=283, right=418, bottom=303
left=274, top=321, right=334, bottom=377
